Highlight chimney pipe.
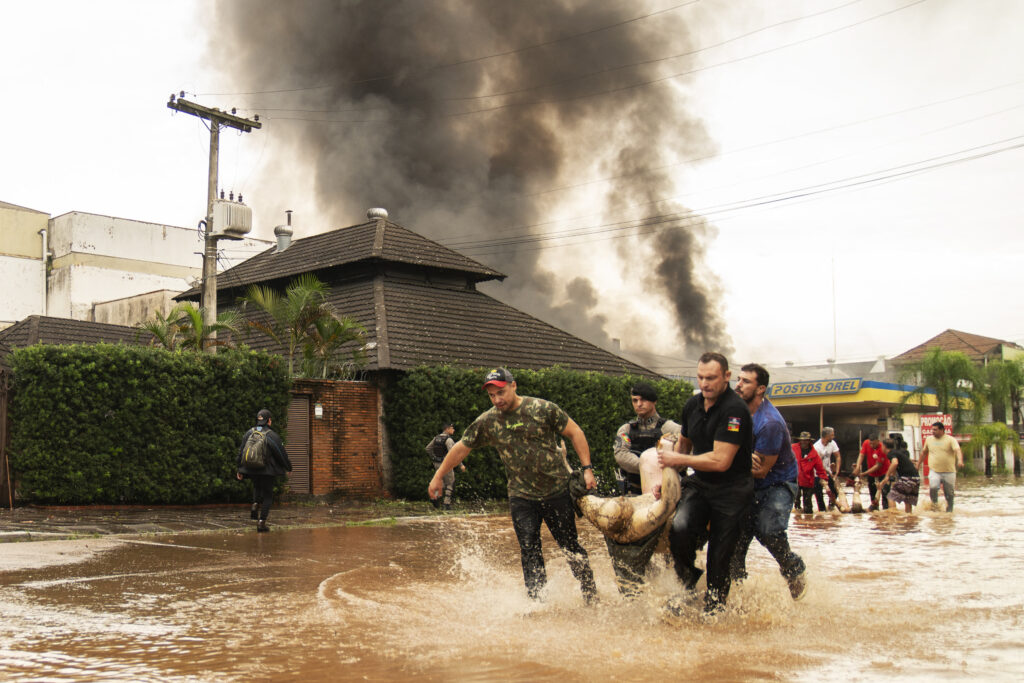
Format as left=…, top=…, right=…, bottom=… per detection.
left=274, top=210, right=293, bottom=252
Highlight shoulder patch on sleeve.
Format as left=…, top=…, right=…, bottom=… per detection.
left=727, top=416, right=741, bottom=432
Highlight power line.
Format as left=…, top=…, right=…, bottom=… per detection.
left=448, top=134, right=1024, bottom=256
left=431, top=81, right=1024, bottom=245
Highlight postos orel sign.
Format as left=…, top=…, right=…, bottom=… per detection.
left=767, top=378, right=863, bottom=398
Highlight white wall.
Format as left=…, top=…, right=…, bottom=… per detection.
left=0, top=254, right=45, bottom=325
left=47, top=264, right=192, bottom=320
left=46, top=211, right=271, bottom=322
left=49, top=212, right=201, bottom=268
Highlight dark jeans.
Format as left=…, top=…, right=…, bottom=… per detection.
left=252, top=475, right=276, bottom=522
left=669, top=476, right=753, bottom=612
left=825, top=474, right=839, bottom=501
left=867, top=476, right=890, bottom=509
left=509, top=490, right=597, bottom=600
left=800, top=483, right=827, bottom=513
left=731, top=482, right=805, bottom=581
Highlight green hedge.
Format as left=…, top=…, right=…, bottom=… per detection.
left=8, top=344, right=291, bottom=504
left=384, top=365, right=692, bottom=500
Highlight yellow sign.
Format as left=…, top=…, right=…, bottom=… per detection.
left=768, top=378, right=862, bottom=398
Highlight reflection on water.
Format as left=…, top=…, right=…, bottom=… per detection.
left=1, top=478, right=1022, bottom=681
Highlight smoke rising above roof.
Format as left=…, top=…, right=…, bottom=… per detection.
left=209, top=0, right=733, bottom=358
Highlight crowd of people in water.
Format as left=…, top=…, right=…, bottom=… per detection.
left=416, top=355, right=968, bottom=616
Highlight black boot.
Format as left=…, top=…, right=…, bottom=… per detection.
left=250, top=503, right=259, bottom=520
left=257, top=519, right=269, bottom=533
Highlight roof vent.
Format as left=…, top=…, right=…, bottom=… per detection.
left=367, top=207, right=388, bottom=221
left=274, top=210, right=293, bottom=253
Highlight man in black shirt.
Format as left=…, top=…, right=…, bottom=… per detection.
left=658, top=352, right=754, bottom=614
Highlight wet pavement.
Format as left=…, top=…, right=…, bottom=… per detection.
left=0, top=499, right=503, bottom=543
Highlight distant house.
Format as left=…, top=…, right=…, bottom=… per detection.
left=891, top=329, right=1024, bottom=366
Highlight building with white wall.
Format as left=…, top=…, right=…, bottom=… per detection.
left=0, top=201, right=271, bottom=328
left=0, top=201, right=49, bottom=328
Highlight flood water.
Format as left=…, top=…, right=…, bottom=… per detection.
left=1, top=478, right=1022, bottom=682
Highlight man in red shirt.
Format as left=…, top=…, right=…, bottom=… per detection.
left=854, top=435, right=889, bottom=511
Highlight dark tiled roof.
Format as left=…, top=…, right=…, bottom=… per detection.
left=235, top=277, right=658, bottom=377
left=179, top=218, right=505, bottom=298
left=893, top=329, right=1023, bottom=364
left=0, top=316, right=152, bottom=348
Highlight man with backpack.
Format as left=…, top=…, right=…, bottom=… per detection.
left=236, top=408, right=292, bottom=532
left=425, top=422, right=466, bottom=510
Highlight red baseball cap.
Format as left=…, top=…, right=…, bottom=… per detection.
left=482, top=367, right=514, bottom=388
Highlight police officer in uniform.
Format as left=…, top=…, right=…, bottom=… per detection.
left=613, top=382, right=681, bottom=495
left=606, top=382, right=681, bottom=595
left=425, top=422, right=465, bottom=510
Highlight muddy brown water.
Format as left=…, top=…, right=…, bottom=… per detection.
left=1, top=478, right=1022, bottom=681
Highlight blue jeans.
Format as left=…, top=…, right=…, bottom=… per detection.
left=731, top=482, right=805, bottom=581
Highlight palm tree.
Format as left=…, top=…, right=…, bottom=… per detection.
left=963, top=422, right=1022, bottom=476
left=137, top=303, right=240, bottom=352
left=981, top=358, right=1024, bottom=474
left=138, top=304, right=186, bottom=351
left=301, top=316, right=367, bottom=379
left=898, top=348, right=985, bottom=431
left=175, top=303, right=243, bottom=351
left=241, top=274, right=363, bottom=377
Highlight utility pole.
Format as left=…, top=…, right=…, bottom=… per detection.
left=167, top=93, right=261, bottom=352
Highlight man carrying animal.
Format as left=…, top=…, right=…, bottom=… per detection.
left=602, top=382, right=681, bottom=596
left=428, top=367, right=599, bottom=604
left=658, top=352, right=754, bottom=615
left=237, top=408, right=292, bottom=533
left=813, top=426, right=842, bottom=509
left=729, top=363, right=808, bottom=600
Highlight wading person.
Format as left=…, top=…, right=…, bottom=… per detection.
left=880, top=437, right=920, bottom=512
left=607, top=382, right=681, bottom=595
left=729, top=364, right=808, bottom=600
left=428, top=368, right=599, bottom=604
left=425, top=422, right=465, bottom=511
left=813, top=427, right=841, bottom=509
left=921, top=422, right=963, bottom=512
left=854, top=434, right=890, bottom=511
left=237, top=408, right=292, bottom=533
left=795, top=432, right=830, bottom=513
left=658, top=352, right=754, bottom=616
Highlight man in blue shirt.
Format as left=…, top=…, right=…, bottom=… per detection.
left=729, top=363, right=807, bottom=600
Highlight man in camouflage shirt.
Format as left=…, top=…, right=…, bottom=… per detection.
left=429, top=367, right=599, bottom=603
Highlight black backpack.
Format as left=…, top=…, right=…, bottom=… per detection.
left=242, top=429, right=269, bottom=470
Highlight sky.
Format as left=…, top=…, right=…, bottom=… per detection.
left=2, top=0, right=1022, bottom=370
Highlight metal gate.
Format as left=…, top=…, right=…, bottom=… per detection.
left=286, top=395, right=311, bottom=494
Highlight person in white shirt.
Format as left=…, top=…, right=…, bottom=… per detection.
left=812, top=426, right=841, bottom=509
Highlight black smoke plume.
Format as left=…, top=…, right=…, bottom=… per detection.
left=209, top=0, right=733, bottom=359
